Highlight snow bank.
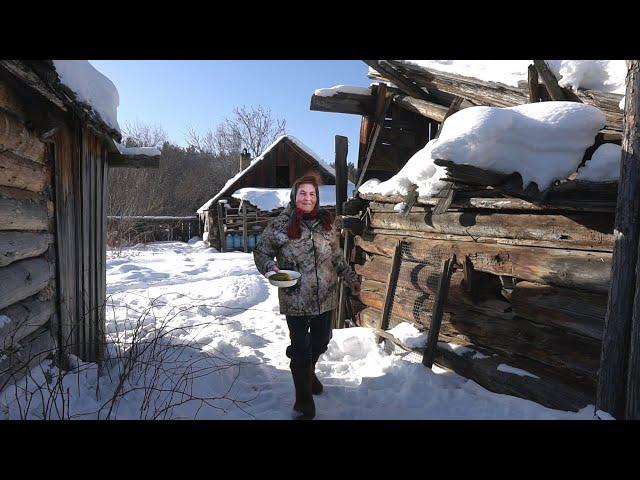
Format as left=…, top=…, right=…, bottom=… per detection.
left=314, top=85, right=372, bottom=97
left=360, top=101, right=606, bottom=196
left=115, top=143, right=161, bottom=156
left=52, top=60, right=120, bottom=133
left=575, top=143, right=621, bottom=182
left=232, top=184, right=356, bottom=212
left=386, top=322, right=427, bottom=348
left=398, top=60, right=626, bottom=94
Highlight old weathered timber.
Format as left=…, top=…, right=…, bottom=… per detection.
left=528, top=64, right=540, bottom=103
left=356, top=89, right=391, bottom=191
left=393, top=95, right=448, bottom=122
left=369, top=60, right=623, bottom=132
left=335, top=135, right=348, bottom=216
left=0, top=192, right=48, bottom=231
left=422, top=256, right=455, bottom=367
left=217, top=202, right=225, bottom=252
left=365, top=61, right=430, bottom=101
left=309, top=91, right=376, bottom=116
left=378, top=240, right=403, bottom=340
left=533, top=60, right=566, bottom=101
left=355, top=234, right=612, bottom=293
left=0, top=151, right=50, bottom=191
left=511, top=281, right=606, bottom=341
left=358, top=306, right=595, bottom=411
left=0, top=258, right=52, bottom=310
left=107, top=152, right=159, bottom=168
left=0, top=108, right=47, bottom=162
left=368, top=210, right=614, bottom=250
left=598, top=60, right=640, bottom=420
left=0, top=232, right=52, bottom=267
left=0, top=294, right=55, bottom=347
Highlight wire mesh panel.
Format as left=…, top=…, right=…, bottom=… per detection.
left=380, top=241, right=456, bottom=366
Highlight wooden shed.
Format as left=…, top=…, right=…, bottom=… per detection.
left=197, top=135, right=341, bottom=251
left=0, top=60, right=159, bottom=388
left=312, top=60, right=625, bottom=411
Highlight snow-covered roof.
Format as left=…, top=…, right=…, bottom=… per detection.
left=115, top=143, right=161, bottom=157
left=376, top=60, right=626, bottom=94
left=360, top=101, right=607, bottom=198
left=314, top=85, right=372, bottom=97
left=232, top=183, right=356, bottom=212
left=52, top=60, right=121, bottom=133
left=197, top=135, right=339, bottom=213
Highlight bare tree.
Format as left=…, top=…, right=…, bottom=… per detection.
left=121, top=120, right=169, bottom=149
left=227, top=105, right=287, bottom=157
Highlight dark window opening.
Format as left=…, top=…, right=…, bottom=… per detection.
left=276, top=166, right=290, bottom=187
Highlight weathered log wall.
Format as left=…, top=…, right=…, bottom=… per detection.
left=0, top=78, right=57, bottom=389
left=349, top=193, right=615, bottom=411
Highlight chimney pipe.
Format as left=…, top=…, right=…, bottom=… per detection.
left=240, top=148, right=250, bottom=171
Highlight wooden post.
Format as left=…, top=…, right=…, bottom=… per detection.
left=242, top=202, right=248, bottom=253
left=377, top=240, right=403, bottom=343
left=356, top=92, right=391, bottom=191
left=337, top=231, right=353, bottom=329
left=528, top=64, right=540, bottom=103
left=335, top=135, right=348, bottom=216
left=217, top=202, right=225, bottom=252
left=422, top=254, right=456, bottom=368
left=597, top=60, right=640, bottom=419
left=533, top=60, right=566, bottom=101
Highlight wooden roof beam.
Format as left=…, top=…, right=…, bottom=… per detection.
left=107, top=152, right=159, bottom=168
left=310, top=91, right=376, bottom=116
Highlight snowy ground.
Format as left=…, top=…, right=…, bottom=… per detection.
left=1, top=241, right=600, bottom=420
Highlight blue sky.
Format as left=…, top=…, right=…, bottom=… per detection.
left=89, top=60, right=371, bottom=165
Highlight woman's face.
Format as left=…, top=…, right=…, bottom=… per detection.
left=295, top=183, right=317, bottom=213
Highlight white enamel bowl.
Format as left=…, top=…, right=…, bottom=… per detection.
left=265, top=270, right=301, bottom=288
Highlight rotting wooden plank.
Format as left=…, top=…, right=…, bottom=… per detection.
left=355, top=234, right=612, bottom=293
left=356, top=88, right=391, bottom=191
left=309, top=91, right=376, bottom=116
left=0, top=232, right=52, bottom=267
left=0, top=197, right=48, bottom=231
left=378, top=240, right=402, bottom=342
left=0, top=151, right=50, bottom=191
left=599, top=60, right=640, bottom=420
left=511, top=281, right=606, bottom=341
left=0, top=257, right=52, bottom=310
left=423, top=255, right=455, bottom=367
left=0, top=294, right=55, bottom=347
left=0, top=107, right=47, bottom=162
left=368, top=210, right=614, bottom=249
left=528, top=64, right=540, bottom=103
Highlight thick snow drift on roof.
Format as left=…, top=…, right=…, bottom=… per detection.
left=575, top=143, right=622, bottom=182
left=314, top=85, right=372, bottom=97
left=52, top=60, right=120, bottom=133
left=232, top=183, right=356, bottom=212
left=360, top=101, right=606, bottom=196
left=396, top=60, right=627, bottom=94
left=115, top=143, right=161, bottom=156
left=197, top=135, right=338, bottom=213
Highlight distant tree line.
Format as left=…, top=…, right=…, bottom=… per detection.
left=108, top=105, right=287, bottom=217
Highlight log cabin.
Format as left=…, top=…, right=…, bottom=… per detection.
left=0, top=60, right=160, bottom=390
left=311, top=60, right=625, bottom=412
left=197, top=135, right=352, bottom=252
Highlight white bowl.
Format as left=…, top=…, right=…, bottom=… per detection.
left=265, top=270, right=301, bottom=288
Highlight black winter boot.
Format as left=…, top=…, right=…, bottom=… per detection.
left=291, top=364, right=316, bottom=420
left=311, top=361, right=323, bottom=395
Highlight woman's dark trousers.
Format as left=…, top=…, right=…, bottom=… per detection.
left=285, top=310, right=333, bottom=418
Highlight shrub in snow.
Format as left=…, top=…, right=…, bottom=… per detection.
left=575, top=143, right=621, bottom=182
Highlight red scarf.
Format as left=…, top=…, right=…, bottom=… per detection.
left=287, top=204, right=333, bottom=239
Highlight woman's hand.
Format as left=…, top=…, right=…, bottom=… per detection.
left=270, top=264, right=280, bottom=273
left=350, top=280, right=361, bottom=296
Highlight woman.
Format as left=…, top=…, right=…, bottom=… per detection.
left=253, top=175, right=361, bottom=420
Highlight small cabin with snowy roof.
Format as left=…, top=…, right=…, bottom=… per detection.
left=0, top=60, right=160, bottom=386
left=311, top=60, right=626, bottom=412
left=197, top=135, right=354, bottom=252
